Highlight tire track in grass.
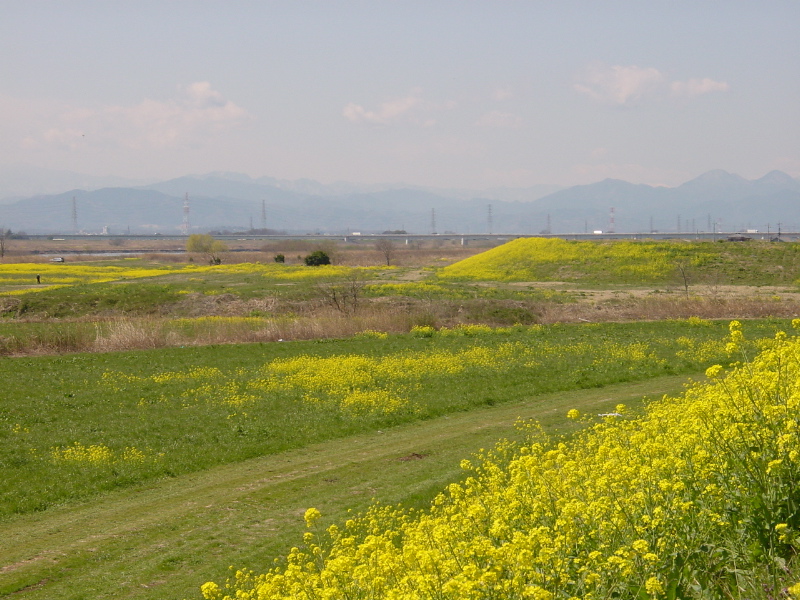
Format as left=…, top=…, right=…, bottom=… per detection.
left=0, top=373, right=695, bottom=600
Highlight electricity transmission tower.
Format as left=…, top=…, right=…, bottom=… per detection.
left=182, top=193, right=191, bottom=235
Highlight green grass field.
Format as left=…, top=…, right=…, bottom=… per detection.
left=0, top=318, right=792, bottom=599
left=1, top=241, right=799, bottom=598
left=4, top=319, right=773, bottom=520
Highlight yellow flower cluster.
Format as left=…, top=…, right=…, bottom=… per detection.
left=674, top=335, right=726, bottom=363
left=50, top=442, right=150, bottom=466
left=204, top=325, right=800, bottom=599
left=355, top=330, right=390, bottom=339
left=438, top=324, right=496, bottom=337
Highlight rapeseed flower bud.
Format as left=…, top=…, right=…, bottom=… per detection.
left=304, top=507, right=321, bottom=528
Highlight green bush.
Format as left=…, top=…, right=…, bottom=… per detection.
left=304, top=250, right=331, bottom=266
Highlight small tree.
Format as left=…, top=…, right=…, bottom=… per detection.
left=315, top=271, right=365, bottom=314
left=186, top=233, right=229, bottom=264
left=274, top=254, right=285, bottom=263
left=375, top=238, right=397, bottom=266
left=304, top=250, right=331, bottom=266
left=675, top=261, right=691, bottom=298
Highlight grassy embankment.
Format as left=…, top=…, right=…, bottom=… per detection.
left=1, top=318, right=784, bottom=599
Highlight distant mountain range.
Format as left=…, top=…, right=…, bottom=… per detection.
left=0, top=169, right=798, bottom=235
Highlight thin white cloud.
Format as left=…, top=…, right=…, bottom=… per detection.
left=475, top=110, right=523, bottom=129
left=670, top=77, right=730, bottom=97
left=492, top=87, right=514, bottom=101
left=16, top=82, right=249, bottom=151
left=575, top=63, right=730, bottom=106
left=574, top=64, right=665, bottom=106
left=342, top=91, right=424, bottom=125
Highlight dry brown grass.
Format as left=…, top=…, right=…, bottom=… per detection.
left=5, top=290, right=800, bottom=357
left=93, top=319, right=171, bottom=352
left=89, top=307, right=424, bottom=352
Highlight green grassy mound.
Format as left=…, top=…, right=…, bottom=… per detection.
left=439, top=237, right=800, bottom=285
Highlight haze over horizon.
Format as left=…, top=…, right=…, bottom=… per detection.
left=1, top=2, right=798, bottom=192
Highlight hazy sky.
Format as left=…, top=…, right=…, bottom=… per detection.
left=1, top=1, right=798, bottom=189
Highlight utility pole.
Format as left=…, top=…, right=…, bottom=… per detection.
left=487, top=204, right=493, bottom=235
left=431, top=208, right=437, bottom=235
left=608, top=207, right=615, bottom=234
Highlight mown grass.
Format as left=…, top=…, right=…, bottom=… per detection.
left=0, top=318, right=788, bottom=522
left=0, top=374, right=699, bottom=600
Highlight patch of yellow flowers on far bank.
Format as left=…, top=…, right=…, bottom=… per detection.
left=203, top=320, right=800, bottom=599
left=101, top=326, right=668, bottom=419
left=0, top=261, right=365, bottom=294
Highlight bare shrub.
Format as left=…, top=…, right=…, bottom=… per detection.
left=314, top=273, right=365, bottom=314
left=375, top=238, right=397, bottom=266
